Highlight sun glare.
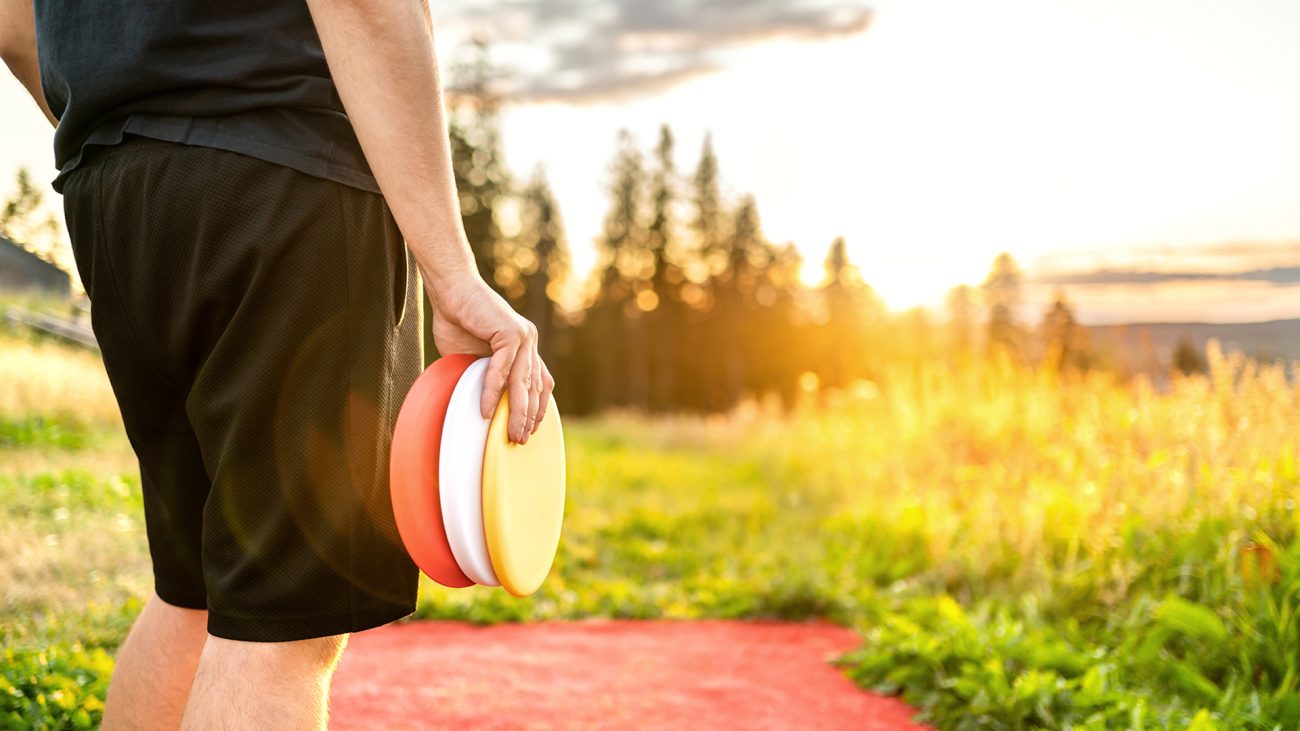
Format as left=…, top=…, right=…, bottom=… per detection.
left=3, top=1, right=1300, bottom=322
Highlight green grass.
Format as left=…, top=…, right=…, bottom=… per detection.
left=0, top=418, right=91, bottom=451
left=1, top=643, right=113, bottom=730
left=2, top=334, right=1298, bottom=729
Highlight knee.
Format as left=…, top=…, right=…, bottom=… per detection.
left=201, top=632, right=349, bottom=678
left=299, top=633, right=349, bottom=668
left=181, top=634, right=350, bottom=729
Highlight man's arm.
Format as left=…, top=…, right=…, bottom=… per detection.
left=306, top=0, right=551, bottom=442
left=0, top=0, right=56, bottom=127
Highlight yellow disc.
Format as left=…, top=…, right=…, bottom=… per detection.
left=482, top=393, right=566, bottom=597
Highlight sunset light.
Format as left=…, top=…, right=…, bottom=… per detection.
left=5, top=1, right=1300, bottom=728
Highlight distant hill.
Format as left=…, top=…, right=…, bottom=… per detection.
left=1088, top=319, right=1300, bottom=364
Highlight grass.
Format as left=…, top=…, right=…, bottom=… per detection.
left=1, top=331, right=1297, bottom=729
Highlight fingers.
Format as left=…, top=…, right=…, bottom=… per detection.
left=480, top=340, right=518, bottom=421
left=477, top=317, right=544, bottom=445
left=525, top=350, right=542, bottom=437
left=533, top=360, right=555, bottom=434
left=505, top=336, right=534, bottom=444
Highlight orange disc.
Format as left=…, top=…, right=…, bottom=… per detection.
left=390, top=353, right=478, bottom=588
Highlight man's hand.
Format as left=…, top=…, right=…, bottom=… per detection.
left=305, top=0, right=551, bottom=443
left=429, top=273, right=555, bottom=444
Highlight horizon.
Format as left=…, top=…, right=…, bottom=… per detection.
left=4, top=0, right=1300, bottom=325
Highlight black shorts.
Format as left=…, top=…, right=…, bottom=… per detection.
left=62, top=135, right=422, bottom=642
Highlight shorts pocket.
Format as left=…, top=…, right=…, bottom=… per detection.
left=385, top=201, right=409, bottom=330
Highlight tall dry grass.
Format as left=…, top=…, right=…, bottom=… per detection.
left=757, top=343, right=1298, bottom=599
left=0, top=333, right=121, bottom=430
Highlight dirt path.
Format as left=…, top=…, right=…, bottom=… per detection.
left=329, top=619, right=930, bottom=730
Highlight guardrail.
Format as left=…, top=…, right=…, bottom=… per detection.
left=4, top=305, right=98, bottom=350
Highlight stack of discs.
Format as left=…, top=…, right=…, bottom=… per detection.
left=390, top=354, right=566, bottom=597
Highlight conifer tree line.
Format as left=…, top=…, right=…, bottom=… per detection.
left=426, top=45, right=1098, bottom=416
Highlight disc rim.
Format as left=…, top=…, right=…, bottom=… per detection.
left=389, top=353, right=478, bottom=588
left=439, top=357, right=501, bottom=587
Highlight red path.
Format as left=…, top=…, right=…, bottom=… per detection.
left=329, top=620, right=930, bottom=730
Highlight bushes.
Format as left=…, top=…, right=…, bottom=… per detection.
left=839, top=587, right=1300, bottom=730
left=5, top=337, right=1300, bottom=729
left=0, top=645, right=112, bottom=730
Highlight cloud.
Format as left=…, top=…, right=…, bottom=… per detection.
left=1027, top=240, right=1300, bottom=287
left=437, top=0, right=873, bottom=102
left=1032, top=266, right=1300, bottom=286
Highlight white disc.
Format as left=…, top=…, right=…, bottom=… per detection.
left=438, top=357, right=500, bottom=587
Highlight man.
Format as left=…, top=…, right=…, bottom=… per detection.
left=0, top=0, right=553, bottom=727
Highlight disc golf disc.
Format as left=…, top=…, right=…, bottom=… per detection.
left=439, top=357, right=501, bottom=586
left=482, top=392, right=566, bottom=597
left=389, top=353, right=477, bottom=588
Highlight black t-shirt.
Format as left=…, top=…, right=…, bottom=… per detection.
left=34, top=1, right=379, bottom=195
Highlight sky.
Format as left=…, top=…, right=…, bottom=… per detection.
left=4, top=0, right=1300, bottom=324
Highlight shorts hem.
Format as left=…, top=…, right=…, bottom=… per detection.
left=206, top=601, right=416, bottom=643
left=154, top=581, right=208, bottom=611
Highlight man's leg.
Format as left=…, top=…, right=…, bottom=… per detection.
left=102, top=592, right=208, bottom=731
left=73, top=138, right=418, bottom=727
left=178, top=633, right=348, bottom=730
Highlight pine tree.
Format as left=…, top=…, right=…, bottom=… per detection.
left=516, top=168, right=569, bottom=366
left=692, top=134, right=725, bottom=280
left=447, top=39, right=510, bottom=292
left=753, top=240, right=806, bottom=409
left=945, top=284, right=976, bottom=353
left=645, top=125, right=685, bottom=411
left=1041, top=290, right=1087, bottom=371
left=820, top=237, right=862, bottom=388
left=685, top=134, right=726, bottom=410
left=982, top=252, right=1023, bottom=356
left=1173, top=336, right=1207, bottom=375
left=712, top=196, right=766, bottom=407
left=1, top=168, right=64, bottom=268
left=589, top=130, right=649, bottom=408
left=598, top=130, right=646, bottom=291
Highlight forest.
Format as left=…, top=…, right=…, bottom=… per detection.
left=430, top=46, right=1111, bottom=416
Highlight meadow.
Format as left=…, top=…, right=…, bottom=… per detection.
left=1, top=328, right=1297, bottom=730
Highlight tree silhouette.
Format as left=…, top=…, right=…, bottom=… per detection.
left=645, top=125, right=688, bottom=411
left=1041, top=290, right=1087, bottom=371
left=447, top=38, right=510, bottom=291
left=945, top=284, right=976, bottom=354
left=817, top=237, right=882, bottom=389
left=514, top=168, right=569, bottom=366
left=1173, top=336, right=1207, bottom=376
left=752, top=240, right=806, bottom=408
left=982, top=252, right=1023, bottom=356
left=710, top=195, right=769, bottom=407
left=683, top=134, right=726, bottom=410
left=587, top=129, right=649, bottom=408
left=1, top=168, right=63, bottom=268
